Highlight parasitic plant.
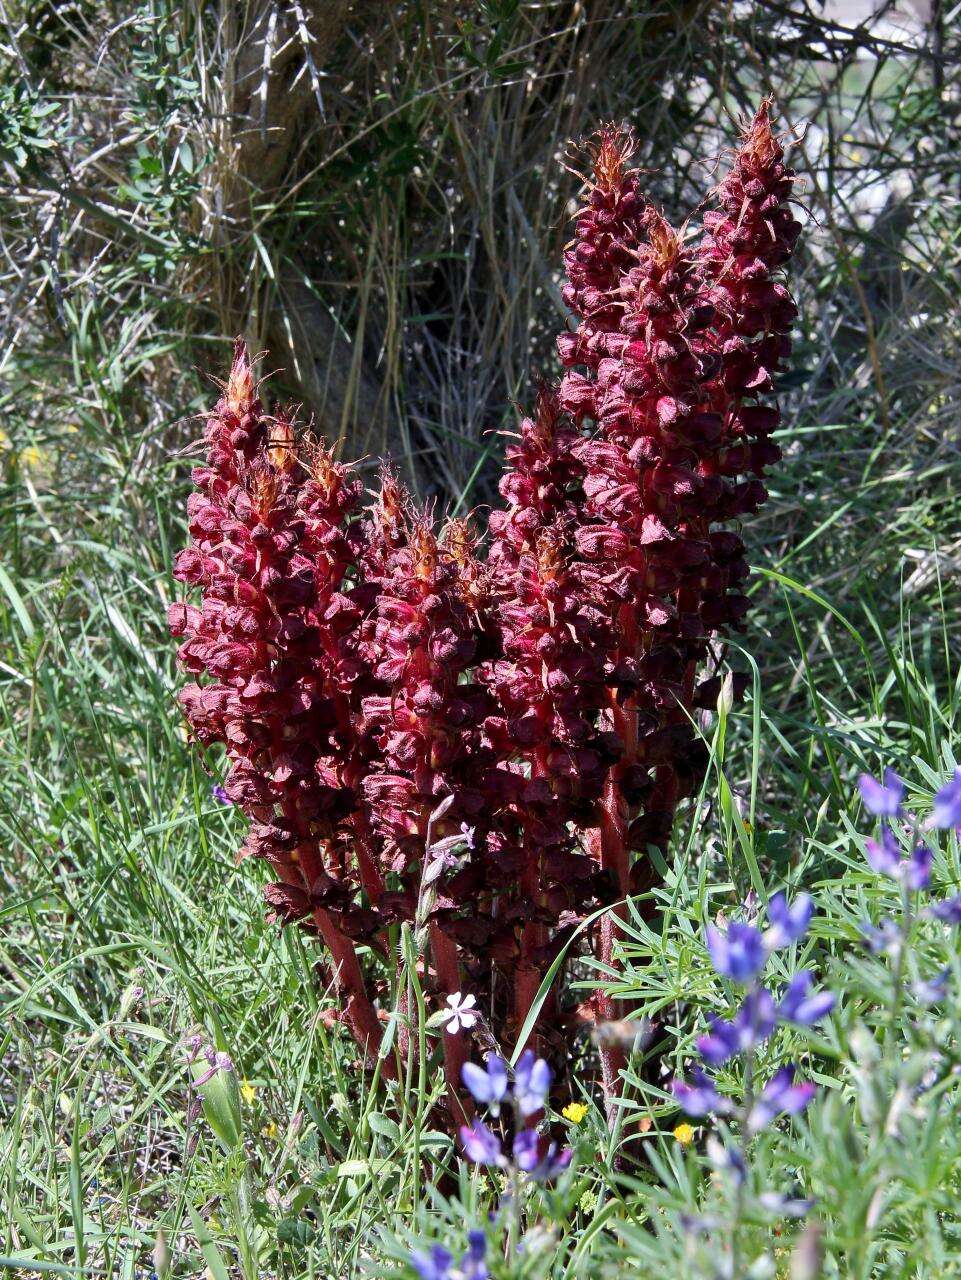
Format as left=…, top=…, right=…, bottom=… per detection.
left=169, top=102, right=801, bottom=1126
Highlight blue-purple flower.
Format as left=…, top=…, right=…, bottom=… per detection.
left=458, top=1049, right=565, bottom=1187
left=513, top=1129, right=572, bottom=1181
left=778, top=971, right=835, bottom=1025
left=459, top=1119, right=505, bottom=1167
left=858, top=768, right=905, bottom=818
left=929, top=894, right=961, bottom=924
left=461, top=1231, right=488, bottom=1280
left=905, top=843, right=933, bottom=891
left=913, top=967, right=950, bottom=1006
left=462, top=1055, right=509, bottom=1115
left=706, top=921, right=767, bottom=983
left=697, top=988, right=776, bottom=1066
left=861, top=917, right=902, bottom=955
left=513, top=1049, right=552, bottom=1118
left=765, top=892, right=813, bottom=949
left=865, top=825, right=901, bottom=877
left=930, top=768, right=961, bottom=830
left=676, top=889, right=825, bottom=1137
left=671, top=1068, right=735, bottom=1117
left=211, top=783, right=231, bottom=805
left=410, top=1244, right=454, bottom=1280
left=410, top=1233, right=487, bottom=1280
left=865, top=826, right=932, bottom=890
left=747, top=1065, right=815, bottom=1134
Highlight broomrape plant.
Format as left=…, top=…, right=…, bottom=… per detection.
left=169, top=103, right=801, bottom=1124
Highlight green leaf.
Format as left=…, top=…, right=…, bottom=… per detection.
left=367, top=1112, right=401, bottom=1142
left=187, top=1206, right=231, bottom=1280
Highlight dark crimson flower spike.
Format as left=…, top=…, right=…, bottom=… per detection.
left=168, top=358, right=392, bottom=1077
left=170, top=107, right=802, bottom=1126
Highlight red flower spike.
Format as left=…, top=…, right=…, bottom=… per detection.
left=560, top=125, right=648, bottom=373
left=360, top=511, right=493, bottom=1118
left=170, top=108, right=801, bottom=1124
left=169, top=362, right=392, bottom=1076
left=483, top=526, right=616, bottom=1046
left=361, top=514, right=486, bottom=880
left=552, top=110, right=799, bottom=1097
left=489, top=385, right=581, bottom=573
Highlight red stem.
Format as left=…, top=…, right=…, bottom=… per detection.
left=430, top=922, right=473, bottom=1125
left=312, top=904, right=395, bottom=1081
left=514, top=744, right=551, bottom=1054
left=290, top=825, right=395, bottom=1081
left=595, top=605, right=640, bottom=1107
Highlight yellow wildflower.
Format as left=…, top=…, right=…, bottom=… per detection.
left=240, top=1080, right=257, bottom=1106
left=673, top=1123, right=695, bottom=1146
left=19, top=445, right=48, bottom=473
left=261, top=1121, right=278, bottom=1139
left=579, top=1189, right=597, bottom=1214
left=562, top=1101, right=589, bottom=1124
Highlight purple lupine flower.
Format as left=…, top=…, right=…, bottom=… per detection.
left=462, top=1056, right=509, bottom=1114
left=697, top=987, right=776, bottom=1065
left=913, top=967, right=949, bottom=1005
left=758, top=1192, right=815, bottom=1217
left=765, top=893, right=813, bottom=949
left=861, top=917, right=902, bottom=955
left=671, top=1068, right=734, bottom=1117
left=859, top=768, right=905, bottom=818
left=706, top=921, right=767, bottom=983
left=778, top=972, right=835, bottom=1026
left=513, top=1049, right=552, bottom=1118
left=410, top=1244, right=454, bottom=1280
left=747, top=1065, right=815, bottom=1134
left=211, top=783, right=232, bottom=805
left=459, top=1119, right=505, bottom=1166
left=865, top=828, right=932, bottom=890
left=865, top=825, right=902, bottom=877
left=905, top=843, right=933, bottom=891
left=930, top=769, right=961, bottom=830
left=513, top=1128, right=539, bottom=1172
left=513, top=1129, right=572, bottom=1181
left=929, top=894, right=961, bottom=924
left=461, top=1231, right=488, bottom=1280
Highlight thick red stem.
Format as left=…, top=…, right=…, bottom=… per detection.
left=312, top=904, right=395, bottom=1080
left=594, top=606, right=643, bottom=1106
left=430, top=922, right=473, bottom=1125
left=514, top=744, right=551, bottom=1054
left=290, top=825, right=394, bottom=1081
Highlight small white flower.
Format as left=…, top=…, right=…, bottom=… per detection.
left=440, top=991, right=478, bottom=1034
